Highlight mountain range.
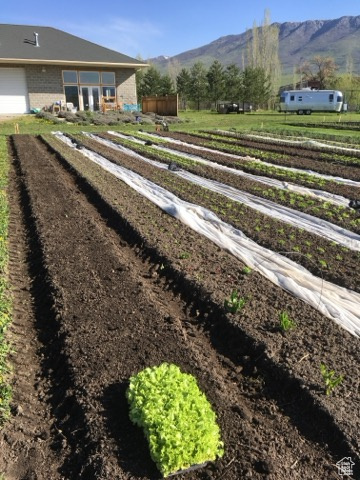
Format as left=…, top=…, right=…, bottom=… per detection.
left=149, top=16, right=360, bottom=77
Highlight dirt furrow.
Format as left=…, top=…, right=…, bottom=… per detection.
left=0, top=151, right=66, bottom=479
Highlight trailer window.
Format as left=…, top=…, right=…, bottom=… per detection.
left=298, top=96, right=302, bottom=102
left=329, top=94, right=334, bottom=102
left=290, top=95, right=295, bottom=101
left=337, top=94, right=342, bottom=102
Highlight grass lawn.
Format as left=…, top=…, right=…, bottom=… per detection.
left=0, top=110, right=360, bottom=139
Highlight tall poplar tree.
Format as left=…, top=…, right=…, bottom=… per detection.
left=247, top=9, right=281, bottom=105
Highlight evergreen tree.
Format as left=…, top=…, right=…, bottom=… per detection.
left=242, top=66, right=271, bottom=109
left=189, top=62, right=209, bottom=110
left=160, top=74, right=175, bottom=96
left=224, top=64, right=242, bottom=102
left=176, top=68, right=192, bottom=110
left=135, top=55, right=146, bottom=101
left=140, top=65, right=163, bottom=97
left=207, top=60, right=225, bottom=108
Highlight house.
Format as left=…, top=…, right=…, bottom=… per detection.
left=0, top=24, right=148, bottom=114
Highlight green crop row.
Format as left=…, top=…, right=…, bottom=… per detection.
left=101, top=133, right=360, bottom=235
left=73, top=134, right=360, bottom=293
left=201, top=129, right=360, bottom=164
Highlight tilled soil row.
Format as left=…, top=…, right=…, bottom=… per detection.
left=32, top=134, right=360, bottom=473
left=1, top=133, right=359, bottom=479
left=69, top=133, right=360, bottom=293
left=151, top=130, right=360, bottom=196
left=98, top=131, right=360, bottom=234
left=185, top=130, right=360, bottom=167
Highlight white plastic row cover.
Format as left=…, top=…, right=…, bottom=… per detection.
left=53, top=132, right=360, bottom=337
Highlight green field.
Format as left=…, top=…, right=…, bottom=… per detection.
left=1, top=110, right=360, bottom=140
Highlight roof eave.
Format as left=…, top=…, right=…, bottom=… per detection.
left=0, top=58, right=149, bottom=68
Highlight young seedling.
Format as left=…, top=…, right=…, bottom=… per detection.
left=241, top=266, right=252, bottom=275
left=319, top=259, right=328, bottom=269
left=320, top=364, right=344, bottom=396
left=279, top=311, right=296, bottom=332
left=224, top=290, right=247, bottom=314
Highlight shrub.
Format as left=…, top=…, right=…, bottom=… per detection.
left=126, top=363, right=224, bottom=477
left=75, top=111, right=91, bottom=121
left=57, top=111, right=78, bottom=122
left=35, top=111, right=62, bottom=124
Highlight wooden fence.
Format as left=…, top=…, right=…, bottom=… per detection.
left=142, top=94, right=178, bottom=116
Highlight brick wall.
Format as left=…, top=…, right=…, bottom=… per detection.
left=116, top=70, right=138, bottom=106
left=23, top=64, right=138, bottom=111
left=26, top=65, right=65, bottom=109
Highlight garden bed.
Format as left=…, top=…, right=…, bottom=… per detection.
left=0, top=133, right=359, bottom=479
left=70, top=132, right=360, bottom=293
left=151, top=130, right=360, bottom=191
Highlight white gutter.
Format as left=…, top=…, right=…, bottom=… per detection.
left=0, top=58, right=149, bottom=68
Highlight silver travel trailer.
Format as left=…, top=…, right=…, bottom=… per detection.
left=279, top=89, right=344, bottom=115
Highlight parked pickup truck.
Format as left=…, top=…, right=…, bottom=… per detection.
left=217, top=102, right=252, bottom=114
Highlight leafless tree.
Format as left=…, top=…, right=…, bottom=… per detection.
left=298, top=56, right=338, bottom=89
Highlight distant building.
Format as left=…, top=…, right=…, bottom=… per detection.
left=0, top=24, right=148, bottom=114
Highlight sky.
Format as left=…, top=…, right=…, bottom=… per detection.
left=1, top=1, right=359, bottom=60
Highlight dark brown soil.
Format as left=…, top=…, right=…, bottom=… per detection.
left=0, top=134, right=359, bottom=480
left=73, top=133, right=360, bottom=293
left=151, top=130, right=360, bottom=198
left=97, top=131, right=360, bottom=235
left=176, top=129, right=360, bottom=169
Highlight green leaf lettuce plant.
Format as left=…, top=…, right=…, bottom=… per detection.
left=126, top=363, right=224, bottom=477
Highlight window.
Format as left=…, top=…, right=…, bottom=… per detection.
left=290, top=95, right=295, bottom=101
left=329, top=94, right=334, bottom=102
left=63, top=70, right=78, bottom=83
left=298, top=96, right=303, bottom=102
left=337, top=94, right=342, bottom=102
left=64, top=86, right=79, bottom=109
left=102, top=86, right=116, bottom=98
left=79, top=71, right=100, bottom=84
left=101, top=72, right=115, bottom=84
left=62, top=70, right=116, bottom=111
left=62, top=70, right=115, bottom=87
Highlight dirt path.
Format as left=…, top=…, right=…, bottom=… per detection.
left=0, top=134, right=358, bottom=479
